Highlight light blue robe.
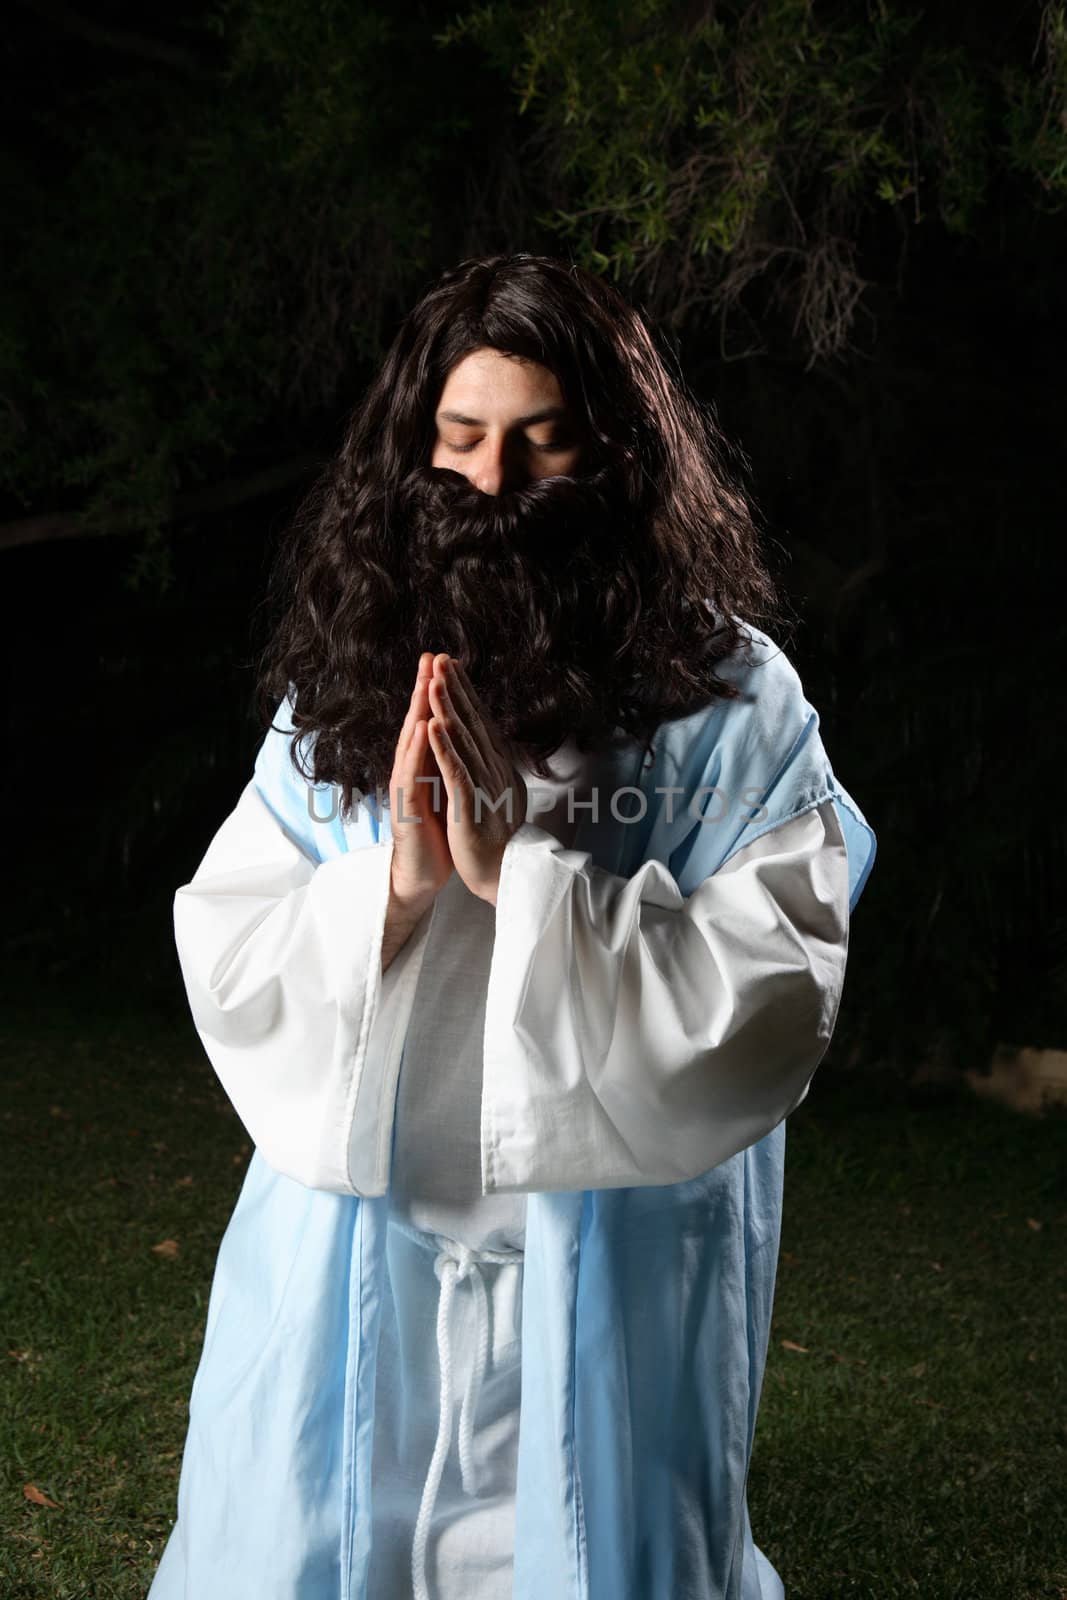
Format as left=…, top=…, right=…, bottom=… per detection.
left=148, top=623, right=876, bottom=1599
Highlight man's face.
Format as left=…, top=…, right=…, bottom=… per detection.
left=430, top=347, right=584, bottom=493
left=400, top=349, right=632, bottom=750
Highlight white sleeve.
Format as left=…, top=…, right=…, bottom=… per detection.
left=172, top=779, right=433, bottom=1195
left=480, top=797, right=850, bottom=1194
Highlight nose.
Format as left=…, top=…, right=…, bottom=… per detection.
left=470, top=434, right=522, bottom=497
left=472, top=462, right=502, bottom=496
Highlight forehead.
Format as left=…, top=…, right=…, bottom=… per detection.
left=435, top=348, right=566, bottom=416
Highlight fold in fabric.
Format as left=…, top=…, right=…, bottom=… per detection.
left=174, top=773, right=847, bottom=1204
left=482, top=797, right=848, bottom=1193
left=172, top=779, right=432, bottom=1196
left=152, top=622, right=878, bottom=1600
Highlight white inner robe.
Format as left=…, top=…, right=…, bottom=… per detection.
left=358, top=740, right=846, bottom=1599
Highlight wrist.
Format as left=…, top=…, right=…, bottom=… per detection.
left=388, top=868, right=438, bottom=921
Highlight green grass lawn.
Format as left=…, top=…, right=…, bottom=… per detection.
left=2, top=964, right=1064, bottom=1598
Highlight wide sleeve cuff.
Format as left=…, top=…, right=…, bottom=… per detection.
left=481, top=799, right=850, bottom=1194
left=173, top=779, right=430, bottom=1195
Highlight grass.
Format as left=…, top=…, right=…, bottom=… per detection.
left=752, top=1071, right=1067, bottom=1598
left=1, top=953, right=1065, bottom=1599
left=1, top=956, right=251, bottom=1600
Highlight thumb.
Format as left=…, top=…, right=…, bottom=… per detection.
left=416, top=725, right=445, bottom=816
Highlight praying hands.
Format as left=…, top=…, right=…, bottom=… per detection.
left=389, top=651, right=528, bottom=911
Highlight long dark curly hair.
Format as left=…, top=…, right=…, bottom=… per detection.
left=255, top=252, right=791, bottom=817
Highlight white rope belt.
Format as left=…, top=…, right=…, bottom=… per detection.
left=406, top=1233, right=522, bottom=1600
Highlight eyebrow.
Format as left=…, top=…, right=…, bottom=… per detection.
left=437, top=406, right=570, bottom=427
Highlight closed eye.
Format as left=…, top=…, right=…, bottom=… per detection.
left=443, top=438, right=573, bottom=455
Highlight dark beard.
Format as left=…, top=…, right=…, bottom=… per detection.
left=390, top=460, right=647, bottom=759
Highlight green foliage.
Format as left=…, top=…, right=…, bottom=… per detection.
left=1, top=1, right=473, bottom=585
left=2, top=1, right=1063, bottom=579
left=1003, top=1, right=1067, bottom=205
left=438, top=1, right=1063, bottom=355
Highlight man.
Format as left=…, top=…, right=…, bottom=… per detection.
left=149, top=254, right=876, bottom=1599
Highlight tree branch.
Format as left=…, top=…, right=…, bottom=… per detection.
left=12, top=0, right=209, bottom=77
left=0, top=453, right=326, bottom=554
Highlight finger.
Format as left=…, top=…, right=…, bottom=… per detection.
left=397, top=660, right=432, bottom=782
left=447, top=656, right=492, bottom=731
left=440, top=655, right=502, bottom=770
left=415, top=715, right=445, bottom=814
left=430, top=659, right=492, bottom=775
left=427, top=716, right=471, bottom=823
left=413, top=719, right=442, bottom=818
left=403, top=719, right=443, bottom=824
left=393, top=715, right=419, bottom=820
left=445, top=660, right=525, bottom=820
left=398, top=654, right=434, bottom=764
left=427, top=672, right=478, bottom=775
left=397, top=668, right=425, bottom=761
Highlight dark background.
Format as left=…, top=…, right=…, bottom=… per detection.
left=3, top=0, right=1066, bottom=1074
left=4, top=5, right=1067, bottom=1594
